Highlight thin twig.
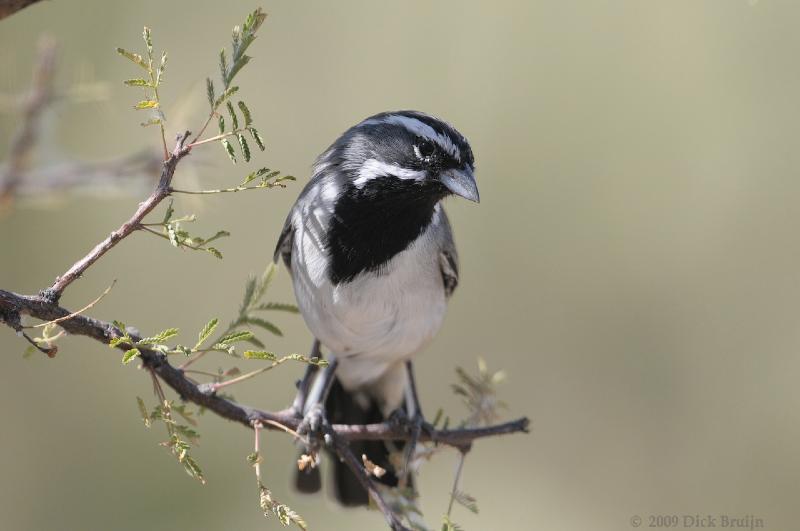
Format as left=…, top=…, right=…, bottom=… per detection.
left=187, top=130, right=244, bottom=148
left=0, top=37, right=56, bottom=209
left=29, top=280, right=116, bottom=328
left=170, top=185, right=272, bottom=194
left=207, top=358, right=294, bottom=392
left=445, top=450, right=468, bottom=519
left=329, top=431, right=409, bottom=531
left=46, top=131, right=192, bottom=300
left=261, top=419, right=306, bottom=445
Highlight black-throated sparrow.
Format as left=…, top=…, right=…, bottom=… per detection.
left=275, top=110, right=478, bottom=505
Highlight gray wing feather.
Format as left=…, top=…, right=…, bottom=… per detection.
left=436, top=209, right=460, bottom=298
left=273, top=213, right=294, bottom=269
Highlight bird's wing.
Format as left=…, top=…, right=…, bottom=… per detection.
left=437, top=209, right=460, bottom=298
left=273, top=165, right=341, bottom=271
left=273, top=212, right=294, bottom=269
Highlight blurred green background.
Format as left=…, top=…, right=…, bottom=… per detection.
left=2, top=1, right=800, bottom=530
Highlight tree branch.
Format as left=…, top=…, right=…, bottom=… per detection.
left=44, top=131, right=191, bottom=301
left=0, top=287, right=530, bottom=447
left=0, top=37, right=56, bottom=208
left=0, top=286, right=528, bottom=529
left=0, top=0, right=45, bottom=20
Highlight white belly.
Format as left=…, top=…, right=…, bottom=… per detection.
left=290, top=212, right=447, bottom=391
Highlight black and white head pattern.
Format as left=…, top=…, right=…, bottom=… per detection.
left=320, top=111, right=475, bottom=284
left=277, top=110, right=476, bottom=286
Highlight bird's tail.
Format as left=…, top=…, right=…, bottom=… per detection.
left=294, top=377, right=404, bottom=506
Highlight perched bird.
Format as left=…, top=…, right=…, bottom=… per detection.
left=274, top=110, right=478, bottom=505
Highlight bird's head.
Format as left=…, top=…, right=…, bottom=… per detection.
left=321, top=110, right=479, bottom=203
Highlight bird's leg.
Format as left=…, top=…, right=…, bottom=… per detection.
left=297, top=356, right=339, bottom=450
left=399, top=360, right=432, bottom=480
left=291, top=339, right=322, bottom=417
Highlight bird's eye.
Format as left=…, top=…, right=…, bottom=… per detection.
left=416, top=139, right=435, bottom=159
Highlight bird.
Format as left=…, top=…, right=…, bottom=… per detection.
left=274, top=110, right=478, bottom=505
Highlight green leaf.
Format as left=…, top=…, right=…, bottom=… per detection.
left=242, top=316, right=282, bottom=337
left=204, top=230, right=230, bottom=244
left=214, top=86, right=239, bottom=109
left=124, top=78, right=151, bottom=87
left=217, top=115, right=225, bottom=134
left=182, top=455, right=205, bottom=484
left=206, top=77, right=215, bottom=108
left=243, top=8, right=267, bottom=35
left=246, top=451, right=262, bottom=465
left=142, top=27, right=153, bottom=56
left=237, top=101, right=253, bottom=126
left=195, top=318, right=219, bottom=349
left=122, top=348, right=141, bottom=364
left=116, top=47, right=148, bottom=69
left=206, top=247, right=223, bottom=259
left=157, top=51, right=167, bottom=85
left=244, top=350, right=277, bottom=361
left=23, top=345, right=36, bottom=359
left=172, top=404, right=198, bottom=426
left=241, top=167, right=268, bottom=186
left=240, top=276, right=257, bottom=314
left=243, top=335, right=266, bottom=349
left=441, top=516, right=464, bottom=531
left=225, top=54, right=250, bottom=86
left=253, top=302, right=299, bottom=313
left=218, top=330, right=254, bottom=345
left=134, top=100, right=159, bottom=110
left=237, top=134, right=251, bottom=162
left=221, top=138, right=236, bottom=163
left=176, top=424, right=200, bottom=441
left=249, top=127, right=265, bottom=151
left=219, top=48, right=229, bottom=86
left=140, top=117, right=163, bottom=127
left=225, top=101, right=239, bottom=130
left=108, top=337, right=125, bottom=348
left=136, top=396, right=152, bottom=427
left=138, top=327, right=179, bottom=345
left=254, top=262, right=277, bottom=303
left=453, top=490, right=479, bottom=514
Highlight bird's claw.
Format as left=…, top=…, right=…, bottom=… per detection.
left=298, top=403, right=330, bottom=450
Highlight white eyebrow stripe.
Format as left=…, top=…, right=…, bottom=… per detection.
left=363, top=115, right=461, bottom=162
left=353, top=158, right=427, bottom=188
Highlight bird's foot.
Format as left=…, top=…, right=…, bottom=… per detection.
left=388, top=409, right=433, bottom=480
left=297, top=403, right=330, bottom=451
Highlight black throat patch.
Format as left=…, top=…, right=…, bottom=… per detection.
left=325, top=176, right=444, bottom=284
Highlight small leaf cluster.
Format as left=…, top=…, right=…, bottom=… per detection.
left=110, top=264, right=297, bottom=371
left=441, top=515, right=465, bottom=531
left=452, top=358, right=507, bottom=428
left=144, top=199, right=229, bottom=259
left=223, top=262, right=296, bottom=350
left=237, top=167, right=296, bottom=190
left=137, top=396, right=205, bottom=484
left=258, top=482, right=307, bottom=530
left=117, top=27, right=168, bottom=130
left=109, top=319, right=178, bottom=364
left=207, top=8, right=267, bottom=163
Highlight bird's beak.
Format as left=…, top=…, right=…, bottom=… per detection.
left=439, top=167, right=480, bottom=203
